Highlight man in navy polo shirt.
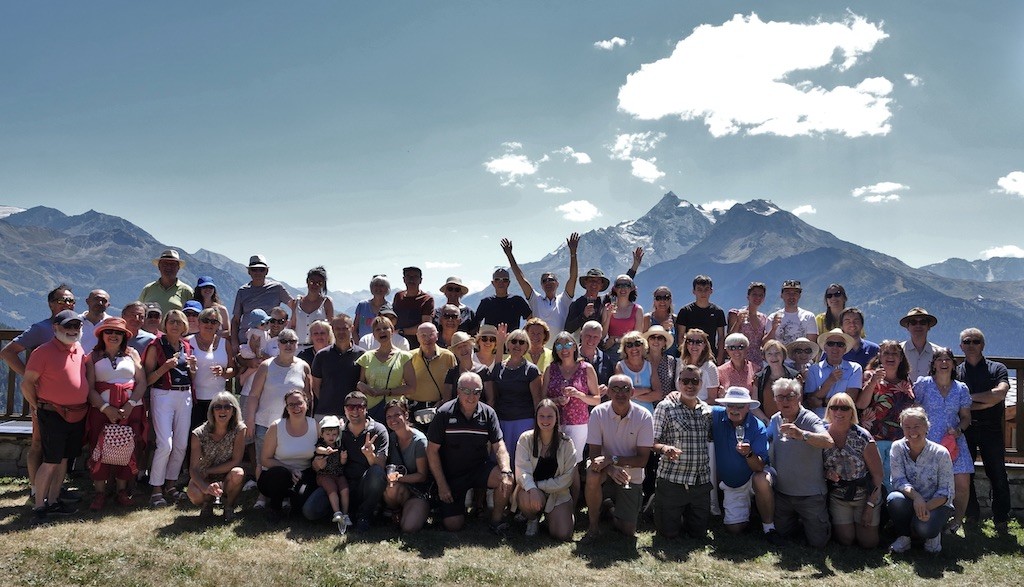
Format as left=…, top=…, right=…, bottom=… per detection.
left=426, top=371, right=514, bottom=534
left=955, top=327, right=1011, bottom=533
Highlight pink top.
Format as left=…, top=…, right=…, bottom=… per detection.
left=546, top=362, right=591, bottom=426
left=607, top=304, right=641, bottom=338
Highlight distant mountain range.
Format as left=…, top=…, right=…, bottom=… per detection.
left=3, top=195, right=1024, bottom=355
left=919, top=257, right=1024, bottom=282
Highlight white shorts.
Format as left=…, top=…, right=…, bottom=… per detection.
left=720, top=466, right=775, bottom=526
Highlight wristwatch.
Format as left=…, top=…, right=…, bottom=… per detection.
left=501, top=470, right=513, bottom=478
left=611, top=456, right=620, bottom=467
left=801, top=431, right=810, bottom=442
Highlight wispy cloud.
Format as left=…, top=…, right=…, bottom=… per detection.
left=425, top=261, right=462, bottom=269
left=557, top=146, right=592, bottom=164
left=903, top=73, right=923, bottom=87
left=594, top=36, right=628, bottom=50
left=484, top=142, right=540, bottom=186
left=610, top=132, right=666, bottom=183
left=851, top=181, right=907, bottom=204
left=996, top=171, right=1024, bottom=197
left=792, top=204, right=817, bottom=216
left=980, top=245, right=1024, bottom=260
left=617, top=12, right=892, bottom=138
left=556, top=200, right=602, bottom=222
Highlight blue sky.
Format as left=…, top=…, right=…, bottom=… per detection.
left=2, top=2, right=1023, bottom=293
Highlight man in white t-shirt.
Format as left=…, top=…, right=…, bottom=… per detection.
left=767, top=279, right=817, bottom=346
left=501, top=233, right=579, bottom=333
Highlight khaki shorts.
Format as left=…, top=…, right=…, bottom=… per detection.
left=829, top=490, right=881, bottom=526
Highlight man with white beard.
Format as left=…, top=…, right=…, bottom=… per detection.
left=20, top=310, right=91, bottom=524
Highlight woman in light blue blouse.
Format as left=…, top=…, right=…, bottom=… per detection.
left=886, top=406, right=955, bottom=554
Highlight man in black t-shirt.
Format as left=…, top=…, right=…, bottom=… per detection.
left=675, top=275, right=727, bottom=363
left=472, top=268, right=532, bottom=331
left=955, top=328, right=1011, bottom=533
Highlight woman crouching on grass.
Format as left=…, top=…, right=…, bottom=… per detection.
left=186, top=391, right=246, bottom=521
left=514, top=399, right=577, bottom=540
left=383, top=398, right=431, bottom=533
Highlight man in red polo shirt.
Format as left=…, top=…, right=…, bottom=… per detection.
left=21, top=310, right=91, bottom=524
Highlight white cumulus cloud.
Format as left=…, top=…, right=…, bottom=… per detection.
left=980, top=245, right=1024, bottom=260
left=557, top=146, right=592, bottom=164
left=996, top=171, right=1024, bottom=197
left=630, top=159, right=665, bottom=183
left=484, top=142, right=541, bottom=186
left=594, top=36, right=628, bottom=50
left=851, top=181, right=907, bottom=204
left=904, top=73, right=923, bottom=87
left=536, top=181, right=572, bottom=194
left=425, top=261, right=462, bottom=269
left=862, top=194, right=900, bottom=203
left=702, top=199, right=740, bottom=212
left=610, top=132, right=667, bottom=182
left=556, top=200, right=602, bottom=222
left=617, top=12, right=892, bottom=138
left=792, top=204, right=817, bottom=216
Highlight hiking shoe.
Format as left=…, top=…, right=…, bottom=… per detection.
left=47, top=500, right=78, bottom=516
left=924, top=534, right=942, bottom=553
left=764, top=529, right=784, bottom=547
left=889, top=536, right=911, bottom=553
left=525, top=519, right=539, bottom=537
left=490, top=520, right=510, bottom=537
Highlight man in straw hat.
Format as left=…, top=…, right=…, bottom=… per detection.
left=899, top=307, right=941, bottom=382
left=805, top=328, right=863, bottom=417
left=712, top=386, right=781, bottom=545
left=140, top=249, right=193, bottom=312
left=434, top=276, right=476, bottom=334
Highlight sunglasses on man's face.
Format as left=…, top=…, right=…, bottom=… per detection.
left=269, top=318, right=286, bottom=325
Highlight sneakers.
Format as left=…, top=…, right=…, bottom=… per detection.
left=31, top=506, right=48, bottom=526
left=764, top=529, right=784, bottom=547
left=525, top=519, right=539, bottom=537
left=342, top=514, right=352, bottom=528
left=47, top=500, right=78, bottom=516
left=115, top=490, right=132, bottom=506
left=242, top=479, right=258, bottom=492
left=334, top=513, right=352, bottom=535
left=889, top=536, right=912, bottom=553
left=253, top=496, right=267, bottom=510
left=89, top=493, right=106, bottom=511
left=332, top=511, right=344, bottom=523
left=924, top=534, right=942, bottom=553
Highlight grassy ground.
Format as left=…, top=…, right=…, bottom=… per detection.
left=0, top=476, right=1021, bottom=587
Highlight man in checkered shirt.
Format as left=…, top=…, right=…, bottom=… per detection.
left=651, top=363, right=713, bottom=539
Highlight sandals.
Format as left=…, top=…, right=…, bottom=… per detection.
left=150, top=493, right=168, bottom=508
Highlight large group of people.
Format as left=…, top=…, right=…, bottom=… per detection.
left=3, top=241, right=1016, bottom=556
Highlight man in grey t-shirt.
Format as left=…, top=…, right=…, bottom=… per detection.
left=230, top=254, right=291, bottom=344
left=766, top=377, right=834, bottom=548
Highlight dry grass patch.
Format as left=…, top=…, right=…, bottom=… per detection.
left=0, top=477, right=1021, bottom=586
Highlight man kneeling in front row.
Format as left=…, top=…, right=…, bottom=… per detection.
left=579, top=374, right=653, bottom=544
left=426, top=371, right=514, bottom=534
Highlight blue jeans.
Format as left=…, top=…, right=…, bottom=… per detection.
left=303, top=464, right=386, bottom=521
left=886, top=491, right=953, bottom=539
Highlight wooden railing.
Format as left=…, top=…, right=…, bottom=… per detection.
left=1, top=329, right=30, bottom=420
left=2, top=327, right=1022, bottom=455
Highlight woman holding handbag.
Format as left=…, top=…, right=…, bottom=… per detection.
left=84, top=317, right=147, bottom=510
